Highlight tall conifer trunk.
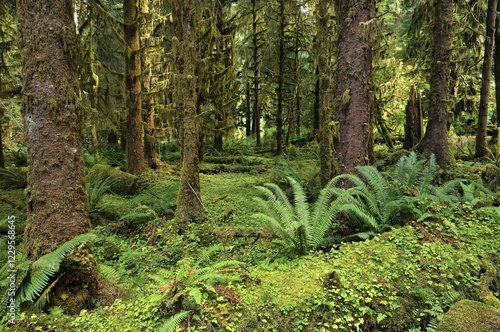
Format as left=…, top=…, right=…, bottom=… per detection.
left=124, top=0, right=144, bottom=174
left=475, top=0, right=497, bottom=158
left=173, top=0, right=203, bottom=224
left=332, top=0, right=375, bottom=175
left=18, top=0, right=97, bottom=311
left=417, top=0, right=455, bottom=167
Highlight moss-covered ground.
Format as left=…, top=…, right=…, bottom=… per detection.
left=1, top=143, right=499, bottom=332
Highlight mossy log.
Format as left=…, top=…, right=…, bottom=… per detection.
left=87, top=164, right=138, bottom=196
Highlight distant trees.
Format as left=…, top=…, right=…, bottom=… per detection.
left=17, top=0, right=97, bottom=311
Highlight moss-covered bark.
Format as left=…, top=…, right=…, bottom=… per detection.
left=332, top=0, right=375, bottom=175
left=417, top=0, right=455, bottom=168
left=17, top=0, right=97, bottom=311
left=173, top=0, right=203, bottom=224
left=124, top=0, right=144, bottom=175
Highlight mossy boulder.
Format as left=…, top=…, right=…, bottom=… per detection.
left=436, top=300, right=500, bottom=332
left=87, top=164, right=138, bottom=196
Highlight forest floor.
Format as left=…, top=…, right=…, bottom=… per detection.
left=1, top=140, right=500, bottom=332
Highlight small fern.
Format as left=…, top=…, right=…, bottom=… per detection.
left=0, top=167, right=27, bottom=189
left=158, top=310, right=191, bottom=332
left=87, top=175, right=119, bottom=212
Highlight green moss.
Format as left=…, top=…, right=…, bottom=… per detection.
left=436, top=300, right=500, bottom=332
left=87, top=164, right=138, bottom=196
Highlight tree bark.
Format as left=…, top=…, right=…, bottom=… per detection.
left=252, top=0, right=262, bottom=147
left=417, top=0, right=455, bottom=168
left=316, top=0, right=334, bottom=186
left=475, top=0, right=497, bottom=158
left=403, top=86, right=422, bottom=150
left=0, top=108, right=5, bottom=168
left=124, top=0, right=144, bottom=175
left=276, top=0, right=285, bottom=154
left=332, top=0, right=375, bottom=175
left=18, top=0, right=97, bottom=311
left=495, top=0, right=500, bottom=126
left=173, top=0, right=203, bottom=224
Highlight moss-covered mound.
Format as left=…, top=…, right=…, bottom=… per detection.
left=87, top=164, right=138, bottom=196
left=436, top=300, right=500, bottom=332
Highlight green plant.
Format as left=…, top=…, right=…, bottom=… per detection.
left=253, top=176, right=351, bottom=255
left=87, top=174, right=119, bottom=212
left=158, top=310, right=191, bottom=332
left=0, top=167, right=27, bottom=189
left=0, top=233, right=96, bottom=311
left=156, top=244, right=244, bottom=312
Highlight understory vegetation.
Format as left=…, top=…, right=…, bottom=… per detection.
left=1, top=141, right=499, bottom=332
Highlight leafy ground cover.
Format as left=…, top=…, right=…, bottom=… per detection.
left=0, top=144, right=499, bottom=332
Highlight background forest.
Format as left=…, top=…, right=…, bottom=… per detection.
left=0, top=0, right=499, bottom=331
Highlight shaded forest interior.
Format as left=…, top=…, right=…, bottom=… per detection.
left=1, top=0, right=500, bottom=331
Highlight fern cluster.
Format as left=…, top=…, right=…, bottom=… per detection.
left=254, top=152, right=491, bottom=255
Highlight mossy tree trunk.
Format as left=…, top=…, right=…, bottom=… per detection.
left=475, top=0, right=497, bottom=158
left=140, top=0, right=158, bottom=169
left=316, top=0, right=334, bottom=185
left=124, top=0, right=144, bottom=175
left=416, top=0, right=455, bottom=168
left=173, top=0, right=203, bottom=224
left=0, top=108, right=4, bottom=168
left=332, top=0, right=375, bottom=175
left=275, top=0, right=285, bottom=154
left=496, top=0, right=500, bottom=127
left=18, top=0, right=97, bottom=311
left=251, top=0, right=262, bottom=147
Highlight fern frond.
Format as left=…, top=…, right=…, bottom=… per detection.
left=19, top=233, right=96, bottom=305
left=158, top=310, right=191, bottom=332
left=98, top=263, right=122, bottom=284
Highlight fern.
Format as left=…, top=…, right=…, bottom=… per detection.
left=158, top=310, right=191, bottom=332
left=87, top=174, right=119, bottom=212
left=14, top=233, right=96, bottom=309
left=0, top=167, right=27, bottom=189
left=97, top=263, right=122, bottom=284
left=254, top=176, right=347, bottom=255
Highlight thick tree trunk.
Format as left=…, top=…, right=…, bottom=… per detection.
left=403, top=87, right=422, bottom=150
left=18, top=0, right=97, bottom=311
left=124, top=0, right=144, bottom=175
left=417, top=0, right=455, bottom=168
left=173, top=0, right=203, bottom=224
left=333, top=0, right=375, bottom=175
left=475, top=0, right=497, bottom=158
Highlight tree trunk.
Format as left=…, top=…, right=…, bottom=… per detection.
left=332, top=0, right=375, bottom=175
left=91, top=123, right=101, bottom=164
left=140, top=0, right=158, bottom=169
left=18, top=0, right=97, bottom=312
left=0, top=108, right=5, bottom=168
left=246, top=82, right=252, bottom=136
left=313, top=64, right=320, bottom=142
left=475, top=0, right=497, bottom=158
left=124, top=0, right=144, bottom=175
left=276, top=0, right=285, bottom=154
left=252, top=0, right=262, bottom=147
left=316, top=0, right=334, bottom=185
left=495, top=0, right=500, bottom=126
left=403, top=86, right=422, bottom=150
left=417, top=0, right=455, bottom=168
left=173, top=0, right=203, bottom=224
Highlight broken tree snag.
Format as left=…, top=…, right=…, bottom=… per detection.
left=404, top=86, right=422, bottom=150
